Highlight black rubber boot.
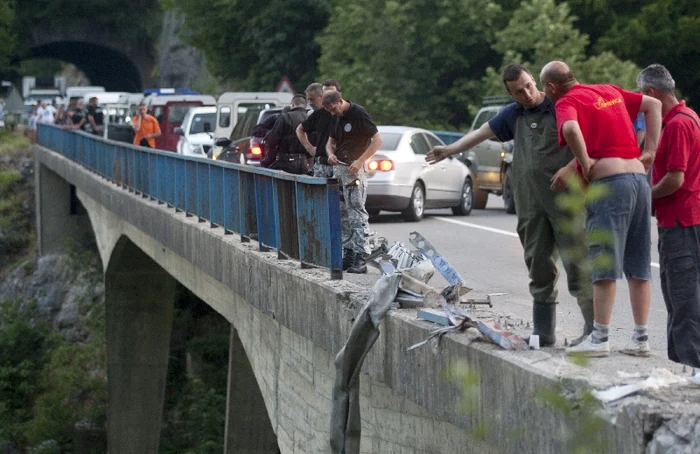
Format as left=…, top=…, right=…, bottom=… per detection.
left=342, top=248, right=355, bottom=271
left=570, top=299, right=594, bottom=346
left=347, top=252, right=367, bottom=274
left=527, top=302, right=557, bottom=347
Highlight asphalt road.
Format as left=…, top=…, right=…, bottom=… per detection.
left=368, top=193, right=668, bottom=355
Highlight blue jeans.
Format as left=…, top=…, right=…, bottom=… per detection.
left=659, top=224, right=700, bottom=367
left=586, top=173, right=651, bottom=282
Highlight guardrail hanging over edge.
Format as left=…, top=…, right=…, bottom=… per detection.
left=37, top=124, right=344, bottom=279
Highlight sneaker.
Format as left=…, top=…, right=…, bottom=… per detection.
left=565, top=334, right=610, bottom=357
left=620, top=338, right=650, bottom=357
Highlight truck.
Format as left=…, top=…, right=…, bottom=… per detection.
left=22, top=76, right=66, bottom=106
left=457, top=96, right=515, bottom=213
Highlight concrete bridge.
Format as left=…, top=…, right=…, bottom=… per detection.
left=34, top=125, right=700, bottom=453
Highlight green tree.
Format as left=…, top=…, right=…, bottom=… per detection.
left=0, top=0, right=17, bottom=78
left=481, top=0, right=639, bottom=98
left=318, top=0, right=505, bottom=129
left=566, top=0, right=700, bottom=107
left=162, top=0, right=330, bottom=91
left=0, top=299, right=56, bottom=449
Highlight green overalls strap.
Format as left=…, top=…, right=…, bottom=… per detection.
left=511, top=99, right=592, bottom=306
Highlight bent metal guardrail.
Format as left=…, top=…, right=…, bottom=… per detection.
left=37, top=125, right=343, bottom=279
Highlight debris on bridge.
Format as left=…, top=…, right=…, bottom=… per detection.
left=592, top=368, right=700, bottom=403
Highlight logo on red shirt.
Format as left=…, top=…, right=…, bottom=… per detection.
left=594, top=97, right=622, bottom=110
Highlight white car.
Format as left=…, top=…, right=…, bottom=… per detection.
left=366, top=126, right=474, bottom=222
left=175, top=106, right=217, bottom=157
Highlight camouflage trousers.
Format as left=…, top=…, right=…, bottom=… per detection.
left=333, top=165, right=370, bottom=255
left=312, top=160, right=335, bottom=178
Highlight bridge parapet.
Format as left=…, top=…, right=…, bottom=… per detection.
left=37, top=125, right=343, bottom=278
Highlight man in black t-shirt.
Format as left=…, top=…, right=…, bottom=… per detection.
left=85, top=97, right=104, bottom=136
left=296, top=80, right=341, bottom=178
left=323, top=90, right=383, bottom=273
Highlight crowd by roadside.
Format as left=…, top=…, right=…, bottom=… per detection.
left=24, top=96, right=105, bottom=143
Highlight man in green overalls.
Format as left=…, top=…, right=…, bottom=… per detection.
left=426, top=64, right=593, bottom=346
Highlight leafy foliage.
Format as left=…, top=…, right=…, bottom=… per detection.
left=318, top=0, right=505, bottom=129
left=0, top=299, right=56, bottom=448
left=568, top=0, right=700, bottom=106
left=0, top=0, right=16, bottom=77
left=162, top=0, right=330, bottom=91
left=481, top=0, right=639, bottom=98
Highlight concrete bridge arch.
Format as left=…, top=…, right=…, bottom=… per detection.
left=21, top=23, right=155, bottom=92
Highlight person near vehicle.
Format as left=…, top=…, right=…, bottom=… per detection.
left=54, top=104, right=68, bottom=125
left=251, top=106, right=290, bottom=140
left=539, top=61, right=662, bottom=357
left=66, top=99, right=87, bottom=130
left=26, top=105, right=38, bottom=143
left=296, top=79, right=341, bottom=178
left=85, top=97, right=104, bottom=136
left=36, top=100, right=56, bottom=125
left=323, top=90, right=383, bottom=274
left=132, top=103, right=161, bottom=148
left=426, top=64, right=594, bottom=347
left=261, top=95, right=310, bottom=174
left=637, top=64, right=700, bottom=367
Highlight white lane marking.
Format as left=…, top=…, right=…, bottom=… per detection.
left=433, top=216, right=661, bottom=268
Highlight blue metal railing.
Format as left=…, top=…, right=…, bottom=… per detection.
left=37, top=125, right=343, bottom=279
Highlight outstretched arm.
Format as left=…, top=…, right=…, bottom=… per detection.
left=426, top=122, right=496, bottom=164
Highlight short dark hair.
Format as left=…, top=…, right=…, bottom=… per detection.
left=291, top=94, right=307, bottom=107
left=502, top=64, right=532, bottom=89
left=322, top=90, right=342, bottom=106
left=322, top=79, right=341, bottom=92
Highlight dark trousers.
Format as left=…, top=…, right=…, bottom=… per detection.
left=659, top=223, right=700, bottom=367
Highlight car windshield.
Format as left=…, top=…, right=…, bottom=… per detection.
left=230, top=109, right=262, bottom=139
left=189, top=113, right=216, bottom=134
left=378, top=133, right=402, bottom=151
left=168, top=104, right=199, bottom=125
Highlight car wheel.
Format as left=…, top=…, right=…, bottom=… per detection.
left=402, top=183, right=425, bottom=222
left=452, top=178, right=473, bottom=216
left=503, top=167, right=516, bottom=214
left=473, top=178, right=489, bottom=210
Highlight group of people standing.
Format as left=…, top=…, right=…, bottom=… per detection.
left=258, top=78, right=383, bottom=274
left=427, top=62, right=699, bottom=367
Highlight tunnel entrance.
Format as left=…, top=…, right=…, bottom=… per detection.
left=27, top=41, right=143, bottom=92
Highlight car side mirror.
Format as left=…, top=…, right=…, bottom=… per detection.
left=216, top=137, right=232, bottom=147
left=174, top=127, right=184, bottom=135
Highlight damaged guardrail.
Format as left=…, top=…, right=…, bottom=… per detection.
left=36, top=124, right=343, bottom=279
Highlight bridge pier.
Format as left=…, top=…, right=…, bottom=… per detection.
left=224, top=326, right=280, bottom=453
left=105, top=239, right=176, bottom=453
left=35, top=162, right=91, bottom=255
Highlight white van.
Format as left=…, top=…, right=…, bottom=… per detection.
left=214, top=92, right=293, bottom=141
left=66, top=86, right=105, bottom=104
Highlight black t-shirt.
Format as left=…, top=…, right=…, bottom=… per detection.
left=70, top=108, right=84, bottom=126
left=301, top=108, right=336, bottom=158
left=87, top=105, right=104, bottom=126
left=331, top=103, right=378, bottom=163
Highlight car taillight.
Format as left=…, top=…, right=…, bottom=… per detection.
left=368, top=159, right=394, bottom=171
left=250, top=146, right=262, bottom=156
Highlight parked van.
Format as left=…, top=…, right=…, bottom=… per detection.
left=214, top=92, right=293, bottom=141
left=142, top=94, right=216, bottom=151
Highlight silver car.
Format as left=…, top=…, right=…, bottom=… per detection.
left=366, top=126, right=473, bottom=221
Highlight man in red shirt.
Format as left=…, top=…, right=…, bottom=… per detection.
left=540, top=61, right=662, bottom=357
left=638, top=64, right=700, bottom=367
